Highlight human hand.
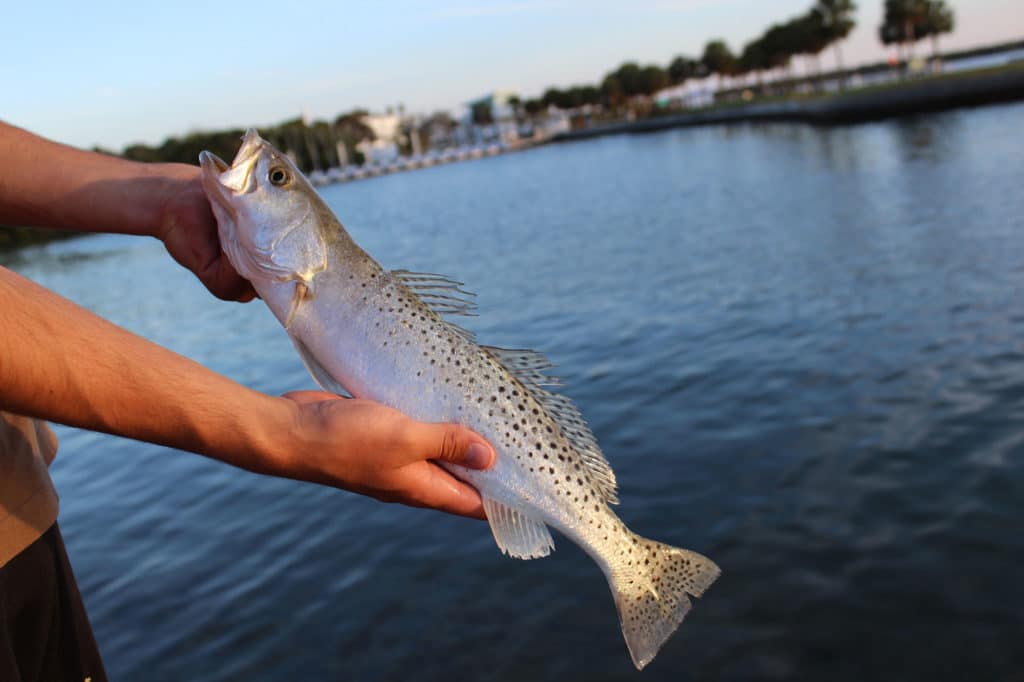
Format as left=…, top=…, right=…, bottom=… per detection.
left=153, top=163, right=257, bottom=302
left=274, top=391, right=495, bottom=519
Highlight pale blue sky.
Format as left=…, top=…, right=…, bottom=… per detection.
left=3, top=0, right=1021, bottom=150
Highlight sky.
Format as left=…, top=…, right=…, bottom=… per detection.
left=4, top=0, right=1022, bottom=150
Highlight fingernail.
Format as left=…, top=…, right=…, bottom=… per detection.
left=465, top=443, right=493, bottom=469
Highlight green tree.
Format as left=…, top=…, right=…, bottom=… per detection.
left=640, top=65, right=670, bottom=95
left=599, top=62, right=669, bottom=101
left=600, top=74, right=624, bottom=107
left=470, top=101, right=494, bottom=125
left=701, top=40, right=737, bottom=87
left=739, top=39, right=769, bottom=87
left=523, top=98, right=545, bottom=116
left=761, top=23, right=797, bottom=78
left=507, top=95, right=523, bottom=122
left=812, top=0, right=857, bottom=84
left=791, top=12, right=832, bottom=78
left=921, top=0, right=954, bottom=59
left=879, top=0, right=930, bottom=62
left=333, top=111, right=374, bottom=167
left=612, top=62, right=644, bottom=96
left=668, top=55, right=699, bottom=85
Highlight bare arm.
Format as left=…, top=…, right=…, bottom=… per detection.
left=0, top=120, right=253, bottom=301
left=0, top=122, right=494, bottom=519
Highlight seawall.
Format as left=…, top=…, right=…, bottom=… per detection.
left=552, top=66, right=1024, bottom=142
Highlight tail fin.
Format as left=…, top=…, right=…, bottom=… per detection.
left=609, top=535, right=720, bottom=670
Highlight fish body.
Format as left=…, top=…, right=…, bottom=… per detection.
left=200, top=130, right=719, bottom=669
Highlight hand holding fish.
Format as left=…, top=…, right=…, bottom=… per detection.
left=278, top=390, right=494, bottom=519
left=152, top=163, right=257, bottom=303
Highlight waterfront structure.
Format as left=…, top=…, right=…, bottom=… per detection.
left=464, top=90, right=521, bottom=144
left=356, top=113, right=402, bottom=166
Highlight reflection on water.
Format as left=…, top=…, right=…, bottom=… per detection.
left=9, top=101, right=1024, bottom=681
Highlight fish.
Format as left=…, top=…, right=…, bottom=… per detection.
left=199, top=129, right=719, bottom=670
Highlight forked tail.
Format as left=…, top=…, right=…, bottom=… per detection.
left=608, top=535, right=720, bottom=670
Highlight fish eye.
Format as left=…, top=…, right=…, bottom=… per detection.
left=269, top=167, right=290, bottom=186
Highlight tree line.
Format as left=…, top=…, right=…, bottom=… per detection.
left=118, top=111, right=377, bottom=174
left=522, top=0, right=955, bottom=112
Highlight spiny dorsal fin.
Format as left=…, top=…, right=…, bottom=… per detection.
left=482, top=346, right=619, bottom=505
left=391, top=269, right=477, bottom=316
left=391, top=269, right=478, bottom=342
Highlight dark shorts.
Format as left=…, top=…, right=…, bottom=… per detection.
left=0, top=523, right=107, bottom=682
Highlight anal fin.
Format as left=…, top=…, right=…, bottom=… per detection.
left=482, top=498, right=554, bottom=560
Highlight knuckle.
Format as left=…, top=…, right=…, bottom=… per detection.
left=438, top=427, right=461, bottom=462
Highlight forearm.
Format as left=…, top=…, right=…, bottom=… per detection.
left=0, top=265, right=295, bottom=475
left=0, top=120, right=189, bottom=237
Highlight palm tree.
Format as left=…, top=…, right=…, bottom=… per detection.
left=762, top=22, right=798, bottom=84
left=792, top=12, right=831, bottom=81
left=813, top=0, right=857, bottom=87
left=922, top=0, right=955, bottom=61
left=880, top=0, right=930, bottom=62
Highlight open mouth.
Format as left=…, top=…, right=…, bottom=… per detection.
left=199, top=128, right=266, bottom=200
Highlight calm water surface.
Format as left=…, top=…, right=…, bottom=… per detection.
left=8, top=102, right=1024, bottom=681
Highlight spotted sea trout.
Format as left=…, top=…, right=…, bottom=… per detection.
left=199, top=130, right=719, bottom=670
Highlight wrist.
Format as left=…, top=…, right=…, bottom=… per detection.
left=148, top=163, right=203, bottom=241
left=239, top=394, right=309, bottom=481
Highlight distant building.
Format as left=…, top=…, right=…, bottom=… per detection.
left=356, top=113, right=402, bottom=165
left=463, top=90, right=520, bottom=144
left=535, top=106, right=571, bottom=138
left=653, top=82, right=715, bottom=110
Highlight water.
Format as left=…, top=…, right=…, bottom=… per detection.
left=7, top=102, right=1024, bottom=680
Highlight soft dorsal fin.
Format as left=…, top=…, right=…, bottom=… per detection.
left=482, top=346, right=619, bottom=505
left=481, top=346, right=561, bottom=389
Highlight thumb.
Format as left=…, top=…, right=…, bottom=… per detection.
left=418, top=423, right=495, bottom=470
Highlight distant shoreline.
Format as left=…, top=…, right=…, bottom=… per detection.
left=4, top=61, right=1023, bottom=255
left=552, top=62, right=1024, bottom=142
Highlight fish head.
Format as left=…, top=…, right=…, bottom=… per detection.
left=199, top=129, right=328, bottom=289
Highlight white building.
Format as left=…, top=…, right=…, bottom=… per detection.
left=653, top=82, right=715, bottom=110
left=356, top=113, right=402, bottom=165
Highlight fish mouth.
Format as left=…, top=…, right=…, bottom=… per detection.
left=232, top=128, right=265, bottom=166
left=199, top=128, right=265, bottom=202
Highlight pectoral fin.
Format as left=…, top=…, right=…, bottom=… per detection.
left=284, top=281, right=313, bottom=329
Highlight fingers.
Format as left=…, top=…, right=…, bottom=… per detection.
left=204, top=252, right=257, bottom=302
left=403, top=421, right=495, bottom=470
left=282, top=390, right=344, bottom=405
left=392, top=462, right=487, bottom=520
